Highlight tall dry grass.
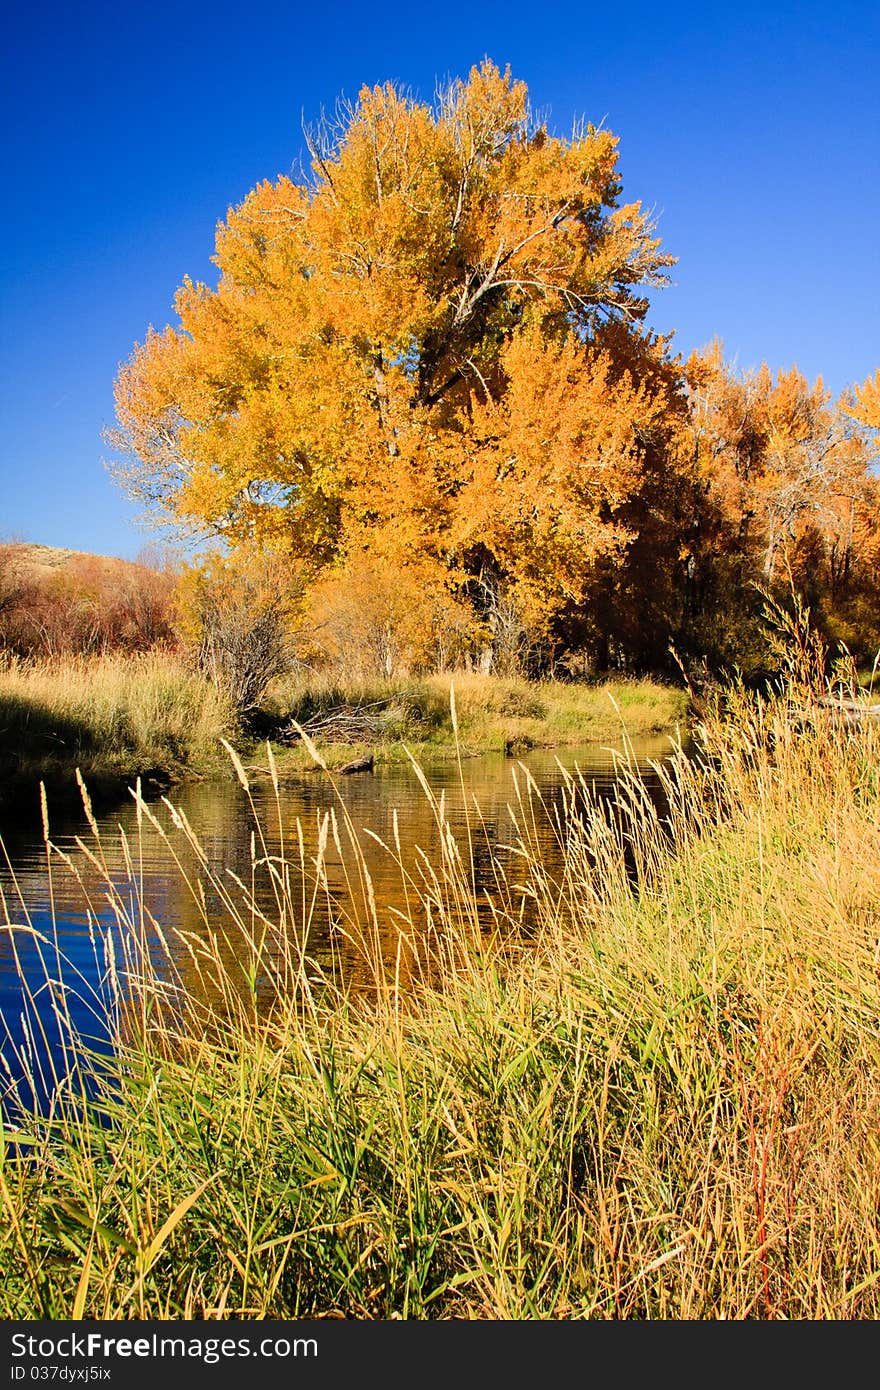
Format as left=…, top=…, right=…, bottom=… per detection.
left=264, top=668, right=687, bottom=767
left=1, top=635, right=879, bottom=1318
left=0, top=650, right=233, bottom=801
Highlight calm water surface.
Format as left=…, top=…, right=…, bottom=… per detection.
left=0, top=735, right=678, bottom=1105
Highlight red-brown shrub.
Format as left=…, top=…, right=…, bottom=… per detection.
left=0, top=546, right=176, bottom=657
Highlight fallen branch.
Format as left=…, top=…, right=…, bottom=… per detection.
left=279, top=699, right=407, bottom=745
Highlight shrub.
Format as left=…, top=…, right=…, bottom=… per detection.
left=0, top=546, right=175, bottom=657
left=175, top=546, right=307, bottom=716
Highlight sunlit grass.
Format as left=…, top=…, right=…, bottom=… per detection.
left=1, top=637, right=879, bottom=1318
left=0, top=651, right=233, bottom=808
left=263, top=670, right=687, bottom=769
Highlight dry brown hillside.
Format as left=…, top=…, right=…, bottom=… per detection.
left=2, top=542, right=145, bottom=580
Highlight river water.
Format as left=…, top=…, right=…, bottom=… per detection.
left=0, top=734, right=678, bottom=1109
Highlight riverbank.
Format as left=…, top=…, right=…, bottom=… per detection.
left=0, top=654, right=688, bottom=817
left=2, top=652, right=879, bottom=1317
left=0, top=651, right=233, bottom=818
left=258, top=669, right=689, bottom=773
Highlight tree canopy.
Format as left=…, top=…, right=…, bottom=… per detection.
left=110, top=61, right=880, bottom=676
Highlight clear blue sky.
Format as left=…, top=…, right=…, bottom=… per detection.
left=2, top=0, right=878, bottom=560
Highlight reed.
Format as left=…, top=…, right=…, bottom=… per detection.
left=1, top=641, right=878, bottom=1318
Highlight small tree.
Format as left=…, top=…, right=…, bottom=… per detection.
left=175, top=547, right=306, bottom=715
left=306, top=553, right=480, bottom=680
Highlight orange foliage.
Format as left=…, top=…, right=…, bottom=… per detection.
left=684, top=346, right=880, bottom=665
left=305, top=552, right=480, bottom=679
left=107, top=61, right=879, bottom=674
left=843, top=369, right=880, bottom=431
left=110, top=61, right=684, bottom=670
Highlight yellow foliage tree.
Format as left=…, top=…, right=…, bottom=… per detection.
left=843, top=369, right=880, bottom=431
left=684, top=344, right=880, bottom=665
left=305, top=552, right=481, bottom=679
left=110, top=61, right=685, bottom=670
left=175, top=546, right=307, bottom=713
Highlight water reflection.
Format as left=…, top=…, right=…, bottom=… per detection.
left=0, top=734, right=678, bottom=1106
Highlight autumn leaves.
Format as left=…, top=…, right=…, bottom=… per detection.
left=109, top=62, right=880, bottom=678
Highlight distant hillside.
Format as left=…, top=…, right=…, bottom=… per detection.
left=1, top=542, right=153, bottom=581
left=0, top=543, right=176, bottom=656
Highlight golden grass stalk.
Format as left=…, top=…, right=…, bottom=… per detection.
left=1, top=640, right=879, bottom=1318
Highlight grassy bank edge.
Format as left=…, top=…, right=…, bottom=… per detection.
left=258, top=670, right=690, bottom=774
left=0, top=655, right=689, bottom=816
left=0, top=652, right=234, bottom=819
left=1, top=653, right=879, bottom=1317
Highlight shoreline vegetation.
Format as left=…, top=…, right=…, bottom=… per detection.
left=2, top=49, right=877, bottom=1318
left=0, top=651, right=688, bottom=819
left=0, top=651, right=231, bottom=818
left=2, top=638, right=880, bottom=1317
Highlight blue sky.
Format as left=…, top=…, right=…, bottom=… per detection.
left=2, top=0, right=878, bottom=560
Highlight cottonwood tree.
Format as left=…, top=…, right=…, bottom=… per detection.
left=109, top=61, right=690, bottom=672
left=683, top=346, right=880, bottom=668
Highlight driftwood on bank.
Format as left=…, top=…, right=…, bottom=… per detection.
left=815, top=695, right=880, bottom=725
left=788, top=694, right=880, bottom=733
left=279, top=700, right=394, bottom=746
left=242, top=750, right=375, bottom=777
